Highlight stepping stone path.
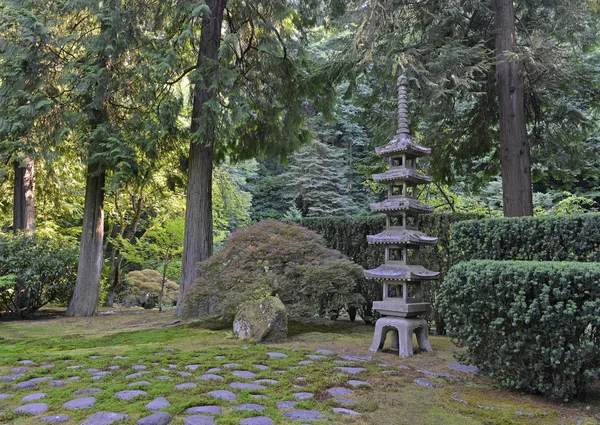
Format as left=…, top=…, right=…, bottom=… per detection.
left=347, top=379, right=370, bottom=387
left=306, top=355, right=326, bottom=360
left=185, top=364, right=200, bottom=371
left=277, top=401, right=297, bottom=409
left=50, top=380, right=66, bottom=387
left=415, top=378, right=436, bottom=388
left=448, top=363, right=479, bottom=374
left=185, top=416, right=216, bottom=425
left=41, top=415, right=70, bottom=423
left=206, top=368, right=221, bottom=373
left=334, top=398, right=355, bottom=406
left=14, top=403, right=49, bottom=415
left=74, top=388, right=102, bottom=396
left=232, top=370, right=256, bottom=379
left=333, top=407, right=360, bottom=415
left=0, top=394, right=13, bottom=400
left=253, top=365, right=269, bottom=370
left=175, top=383, right=196, bottom=389
left=315, top=349, right=335, bottom=355
left=115, top=390, right=147, bottom=400
left=185, top=406, right=222, bottom=414
left=293, top=392, right=314, bottom=400
left=207, top=390, right=237, bottom=401
left=22, top=393, right=46, bottom=401
left=199, top=374, right=224, bottom=381
left=222, top=363, right=241, bottom=368
left=239, top=417, right=273, bottom=425
left=283, top=410, right=322, bottom=421
left=233, top=403, right=266, bottom=412
left=128, top=381, right=152, bottom=387
left=137, top=412, right=172, bottom=425
left=19, top=360, right=35, bottom=365
left=82, top=412, right=128, bottom=425
left=418, top=369, right=456, bottom=379
left=266, top=352, right=287, bottom=358
left=254, top=379, right=277, bottom=385
left=64, top=397, right=96, bottom=409
left=154, top=376, right=172, bottom=380
left=340, top=355, right=372, bottom=362
left=146, top=397, right=170, bottom=411
left=230, top=382, right=265, bottom=390
left=326, top=387, right=351, bottom=396
left=335, top=367, right=366, bottom=375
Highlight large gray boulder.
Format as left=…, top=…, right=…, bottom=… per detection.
left=233, top=296, right=287, bottom=343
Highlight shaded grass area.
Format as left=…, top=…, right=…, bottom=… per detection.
left=0, top=309, right=599, bottom=425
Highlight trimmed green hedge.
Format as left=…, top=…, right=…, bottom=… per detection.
left=299, top=213, right=481, bottom=327
left=452, top=214, right=600, bottom=263
left=438, top=260, right=600, bottom=400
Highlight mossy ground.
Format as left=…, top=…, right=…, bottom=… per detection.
left=0, top=308, right=598, bottom=425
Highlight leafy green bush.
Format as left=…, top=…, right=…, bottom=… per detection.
left=0, top=232, right=78, bottom=317
left=452, top=214, right=600, bottom=262
left=299, top=213, right=481, bottom=327
left=438, top=260, right=600, bottom=400
left=181, top=221, right=364, bottom=328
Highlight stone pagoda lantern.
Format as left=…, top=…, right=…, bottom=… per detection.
left=366, top=74, right=439, bottom=357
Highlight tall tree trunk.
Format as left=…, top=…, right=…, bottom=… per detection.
left=176, top=0, right=226, bottom=316
left=493, top=0, right=533, bottom=217
left=66, top=166, right=105, bottom=317
left=13, top=156, right=36, bottom=233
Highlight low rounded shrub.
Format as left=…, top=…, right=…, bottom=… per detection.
left=438, top=260, right=600, bottom=400
left=0, top=232, right=78, bottom=317
left=181, top=220, right=365, bottom=328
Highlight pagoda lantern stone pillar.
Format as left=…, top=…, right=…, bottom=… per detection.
left=366, top=74, right=439, bottom=357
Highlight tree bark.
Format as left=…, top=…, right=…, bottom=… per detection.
left=66, top=166, right=105, bottom=317
left=176, top=0, right=226, bottom=316
left=493, top=0, right=533, bottom=217
left=13, top=156, right=36, bottom=233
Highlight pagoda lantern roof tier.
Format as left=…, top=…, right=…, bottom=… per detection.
left=372, top=167, right=431, bottom=185
left=370, top=197, right=434, bottom=214
left=364, top=264, right=440, bottom=281
left=375, top=134, right=431, bottom=157
left=367, top=229, right=437, bottom=245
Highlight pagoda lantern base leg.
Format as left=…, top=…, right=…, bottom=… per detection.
left=369, top=317, right=432, bottom=357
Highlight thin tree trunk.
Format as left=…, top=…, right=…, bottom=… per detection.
left=176, top=0, right=226, bottom=316
left=13, top=156, right=36, bottom=233
left=493, top=0, right=533, bottom=217
left=66, top=166, right=105, bottom=317
left=160, top=257, right=169, bottom=313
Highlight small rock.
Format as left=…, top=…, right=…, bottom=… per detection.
left=415, top=378, right=436, bottom=388
left=64, top=397, right=96, bottom=409
left=81, top=411, right=128, bottom=425
left=146, top=397, right=170, bottom=411
left=115, top=390, right=147, bottom=400
left=22, top=393, right=46, bottom=402
left=137, top=412, right=172, bottom=425
left=14, top=403, right=48, bottom=415
left=207, top=390, right=237, bottom=400
left=283, top=410, right=322, bottom=420
left=333, top=407, right=359, bottom=416
left=175, top=383, right=196, bottom=390
left=185, top=406, right=222, bottom=415
left=239, top=417, right=273, bottom=425
left=398, top=365, right=411, bottom=370
left=41, top=415, right=70, bottom=423
left=184, top=416, right=215, bottom=425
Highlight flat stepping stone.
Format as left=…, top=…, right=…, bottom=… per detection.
left=41, top=415, right=70, bottom=423
left=276, top=401, right=297, bottom=409
left=199, top=374, right=224, bottom=381
left=88, top=368, right=100, bottom=373
left=347, top=380, right=370, bottom=387
left=40, top=364, right=54, bottom=369
left=184, top=416, right=215, bottom=425
left=293, top=392, right=314, bottom=400
left=19, top=360, right=35, bottom=365
left=340, top=355, right=371, bottom=362
left=175, top=383, right=196, bottom=390
left=0, top=394, right=13, bottom=400
left=90, top=356, right=102, bottom=359
left=132, top=365, right=147, bottom=370
left=108, top=366, right=120, bottom=370
left=250, top=394, right=268, bottom=399
left=74, top=388, right=102, bottom=396
left=146, top=397, right=170, bottom=411
left=67, top=365, right=82, bottom=369
left=239, top=417, right=273, bottom=425
left=69, top=376, right=81, bottom=381
left=315, top=350, right=334, bottom=355
left=10, top=367, right=28, bottom=374
left=14, top=403, right=49, bottom=415
left=178, top=372, right=193, bottom=377
left=333, top=407, right=359, bottom=415
left=266, top=352, right=287, bottom=358
left=185, top=406, right=222, bottom=415
left=253, top=365, right=268, bottom=371
left=305, top=355, right=326, bottom=360
left=206, top=368, right=221, bottom=373
left=334, top=367, right=366, bottom=375
left=137, top=412, right=172, bottom=425
left=283, top=410, right=322, bottom=420
left=128, top=381, right=152, bottom=387
left=64, top=397, right=96, bottom=409
left=114, top=355, right=129, bottom=359
left=233, top=404, right=266, bottom=412
left=448, top=363, right=479, bottom=374
left=185, top=365, right=200, bottom=371
left=298, top=360, right=313, bottom=365
left=232, top=371, right=256, bottom=379
left=93, top=371, right=110, bottom=376
left=14, top=381, right=37, bottom=389
left=207, top=390, right=237, bottom=400
left=168, top=364, right=177, bottom=369
left=0, top=375, right=18, bottom=382
left=214, top=355, right=226, bottom=359
left=115, top=390, right=147, bottom=400
left=417, top=370, right=456, bottom=379
left=398, top=364, right=411, bottom=370
left=50, top=380, right=66, bottom=387
left=415, top=378, right=436, bottom=388
left=126, top=372, right=146, bottom=379
left=333, top=398, right=355, bottom=406
left=326, top=387, right=351, bottom=397
left=82, top=412, right=129, bottom=425
left=29, top=377, right=52, bottom=384
left=230, top=382, right=265, bottom=390
left=254, top=379, right=278, bottom=385
left=22, top=393, right=46, bottom=401
left=222, top=363, right=241, bottom=368
left=154, top=376, right=173, bottom=380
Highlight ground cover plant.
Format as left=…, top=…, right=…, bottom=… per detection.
left=1, top=309, right=600, bottom=425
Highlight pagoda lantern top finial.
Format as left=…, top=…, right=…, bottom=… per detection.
left=397, top=74, right=409, bottom=136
